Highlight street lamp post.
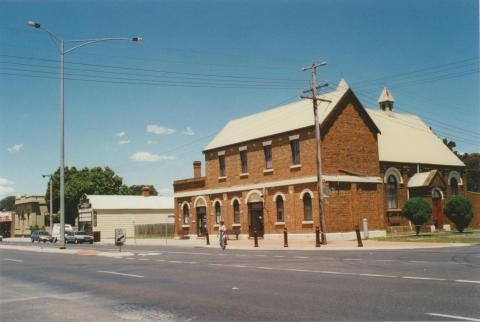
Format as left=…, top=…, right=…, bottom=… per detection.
left=42, top=174, right=53, bottom=236
left=28, top=20, right=142, bottom=249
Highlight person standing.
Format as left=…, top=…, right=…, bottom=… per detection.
left=219, top=220, right=227, bottom=250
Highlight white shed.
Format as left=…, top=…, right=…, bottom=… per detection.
left=77, top=193, right=174, bottom=240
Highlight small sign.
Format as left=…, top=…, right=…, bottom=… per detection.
left=115, top=228, right=126, bottom=246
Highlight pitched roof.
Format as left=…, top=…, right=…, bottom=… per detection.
left=378, top=86, right=394, bottom=102
left=84, top=195, right=174, bottom=210
left=408, top=170, right=439, bottom=188
left=366, top=109, right=464, bottom=166
left=204, top=85, right=349, bottom=151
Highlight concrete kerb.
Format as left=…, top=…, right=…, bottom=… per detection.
left=0, top=244, right=135, bottom=258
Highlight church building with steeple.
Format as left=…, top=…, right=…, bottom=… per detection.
left=173, top=80, right=465, bottom=239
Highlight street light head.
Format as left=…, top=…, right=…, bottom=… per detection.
left=131, top=37, right=143, bottom=42
left=27, top=20, right=41, bottom=29
left=319, top=61, right=327, bottom=66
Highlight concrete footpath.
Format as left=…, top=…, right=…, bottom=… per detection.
left=1, top=236, right=472, bottom=251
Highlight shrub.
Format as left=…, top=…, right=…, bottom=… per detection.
left=402, top=197, right=432, bottom=235
left=444, top=196, right=473, bottom=233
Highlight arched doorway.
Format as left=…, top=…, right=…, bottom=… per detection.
left=194, top=196, right=207, bottom=237
left=432, top=188, right=443, bottom=230
left=246, top=190, right=264, bottom=237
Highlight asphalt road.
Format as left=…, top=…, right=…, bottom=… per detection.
left=1, top=243, right=479, bottom=321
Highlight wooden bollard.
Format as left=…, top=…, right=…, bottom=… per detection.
left=205, top=230, right=210, bottom=245
left=283, top=227, right=288, bottom=247
left=253, top=229, right=259, bottom=247
left=315, top=226, right=321, bottom=247
left=355, top=226, right=363, bottom=247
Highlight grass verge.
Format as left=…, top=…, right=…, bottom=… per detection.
left=373, top=230, right=480, bottom=244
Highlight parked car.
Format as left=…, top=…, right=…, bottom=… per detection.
left=65, top=231, right=94, bottom=244
left=31, top=230, right=53, bottom=243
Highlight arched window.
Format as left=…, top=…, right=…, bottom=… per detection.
left=182, top=204, right=189, bottom=224
left=450, top=177, right=458, bottom=196
left=276, top=196, right=284, bottom=222
left=387, top=175, right=397, bottom=209
left=233, top=200, right=240, bottom=224
left=303, top=193, right=312, bottom=221
left=215, top=202, right=221, bottom=224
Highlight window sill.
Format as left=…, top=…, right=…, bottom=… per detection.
left=290, top=164, right=301, bottom=169
left=239, top=173, right=249, bottom=178
left=218, top=176, right=227, bottom=181
left=181, top=224, right=190, bottom=228
left=274, top=222, right=285, bottom=226
left=213, top=224, right=220, bottom=228
left=302, top=220, right=314, bottom=225
left=232, top=223, right=241, bottom=228
left=263, top=168, right=274, bottom=174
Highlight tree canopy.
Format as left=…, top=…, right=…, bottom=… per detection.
left=0, top=196, right=16, bottom=211
left=45, top=166, right=157, bottom=224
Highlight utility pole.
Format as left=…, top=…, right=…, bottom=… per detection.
left=301, top=62, right=329, bottom=245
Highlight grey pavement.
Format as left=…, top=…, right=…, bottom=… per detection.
left=1, top=243, right=479, bottom=321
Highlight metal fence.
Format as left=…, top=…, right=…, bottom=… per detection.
left=134, top=223, right=175, bottom=238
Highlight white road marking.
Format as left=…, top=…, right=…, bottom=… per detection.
left=403, top=276, right=446, bottom=281
left=455, top=279, right=480, bottom=284
left=167, top=251, right=209, bottom=256
left=294, top=256, right=309, bottom=259
left=375, top=259, right=393, bottom=262
left=426, top=313, right=480, bottom=321
left=257, top=266, right=273, bottom=270
left=208, top=263, right=226, bottom=266
left=155, top=259, right=165, bottom=262
left=274, top=255, right=285, bottom=258
left=235, top=254, right=248, bottom=257
left=359, top=273, right=397, bottom=278
left=232, top=287, right=239, bottom=290
left=4, top=258, right=24, bottom=263
left=408, top=260, right=427, bottom=263
left=254, top=254, right=266, bottom=257
left=318, top=270, right=357, bottom=276
left=344, top=258, right=361, bottom=261
left=97, top=270, right=144, bottom=278
left=125, top=257, right=136, bottom=260
left=167, top=260, right=184, bottom=263
left=138, top=258, right=150, bottom=261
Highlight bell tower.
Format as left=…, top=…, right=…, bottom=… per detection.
left=378, top=86, right=394, bottom=111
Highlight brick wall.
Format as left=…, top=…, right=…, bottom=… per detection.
left=466, top=191, right=480, bottom=228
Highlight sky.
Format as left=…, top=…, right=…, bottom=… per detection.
left=0, top=0, right=479, bottom=199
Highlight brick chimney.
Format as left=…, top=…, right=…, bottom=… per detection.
left=142, top=186, right=150, bottom=197
left=193, top=161, right=202, bottom=178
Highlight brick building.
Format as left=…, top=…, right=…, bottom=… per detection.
left=173, top=80, right=465, bottom=239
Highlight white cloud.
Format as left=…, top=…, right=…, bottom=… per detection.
left=131, top=152, right=175, bottom=162
left=0, top=177, right=15, bottom=199
left=182, top=127, right=195, bottom=136
left=147, top=124, right=175, bottom=135
left=116, top=131, right=126, bottom=137
left=7, top=144, right=23, bottom=153
left=118, top=140, right=130, bottom=145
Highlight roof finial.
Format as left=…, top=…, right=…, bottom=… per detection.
left=337, top=78, right=349, bottom=91
left=378, top=86, right=394, bottom=111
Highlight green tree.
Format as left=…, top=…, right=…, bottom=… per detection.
left=460, top=153, right=480, bottom=193
left=402, top=197, right=432, bottom=235
left=46, top=166, right=130, bottom=225
left=444, top=196, right=474, bottom=232
left=0, top=196, right=16, bottom=211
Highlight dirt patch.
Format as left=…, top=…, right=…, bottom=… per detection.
left=76, top=249, right=99, bottom=256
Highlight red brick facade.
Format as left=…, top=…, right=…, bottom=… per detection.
left=174, top=90, right=387, bottom=238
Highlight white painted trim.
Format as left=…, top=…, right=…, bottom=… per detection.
left=302, top=220, right=314, bottom=225
left=181, top=224, right=190, bottom=228
left=245, top=189, right=263, bottom=204
left=274, top=222, right=285, bottom=226
left=290, top=164, right=301, bottom=169
left=289, top=134, right=300, bottom=141
left=180, top=201, right=190, bottom=210
left=239, top=173, right=249, bottom=178
left=272, top=192, right=286, bottom=202
left=174, top=175, right=381, bottom=198
left=218, top=176, right=227, bottom=180
left=239, top=145, right=247, bottom=151
left=300, top=189, right=314, bottom=200
left=384, top=167, right=403, bottom=184
left=263, top=168, right=274, bottom=174
left=217, top=150, right=225, bottom=156
left=262, top=140, right=272, bottom=146
left=232, top=223, right=241, bottom=227
left=212, top=198, right=223, bottom=207
left=193, top=196, right=208, bottom=208
left=432, top=187, right=444, bottom=200
left=230, top=196, right=241, bottom=206
left=448, top=171, right=463, bottom=185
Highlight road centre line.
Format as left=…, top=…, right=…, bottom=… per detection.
left=403, top=276, right=446, bottom=281
left=4, top=258, right=24, bottom=263
left=97, top=270, right=144, bottom=278
left=359, top=273, right=397, bottom=278
left=454, top=279, right=480, bottom=284
left=294, top=256, right=309, bottom=259
left=408, top=260, right=427, bottom=263
left=344, top=258, right=361, bottom=261
left=426, top=313, right=480, bottom=321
